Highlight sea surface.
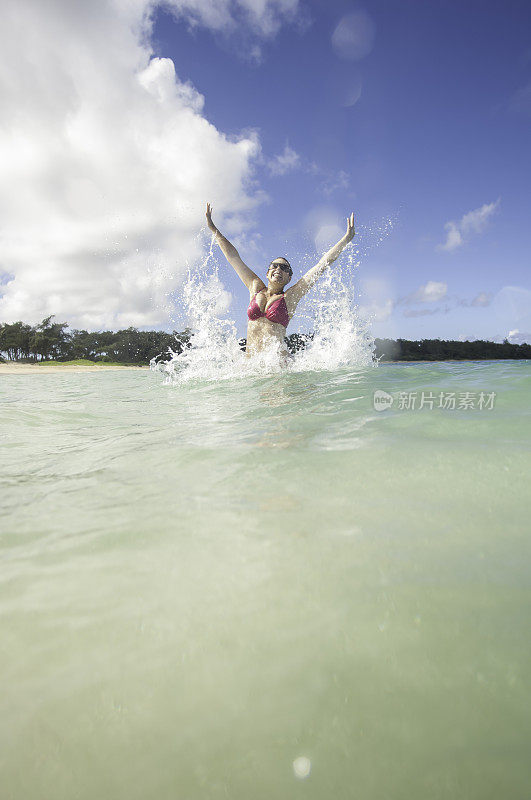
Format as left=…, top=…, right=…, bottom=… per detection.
left=1, top=361, right=530, bottom=800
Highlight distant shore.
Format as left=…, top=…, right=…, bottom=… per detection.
left=0, top=362, right=147, bottom=374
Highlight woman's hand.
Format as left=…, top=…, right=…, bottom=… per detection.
left=344, top=212, right=355, bottom=243
left=205, top=202, right=216, bottom=233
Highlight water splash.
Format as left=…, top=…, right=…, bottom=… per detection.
left=294, top=245, right=375, bottom=371
left=152, top=229, right=385, bottom=385
left=151, top=239, right=247, bottom=383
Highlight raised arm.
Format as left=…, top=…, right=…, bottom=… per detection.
left=205, top=203, right=263, bottom=293
left=286, top=212, right=355, bottom=311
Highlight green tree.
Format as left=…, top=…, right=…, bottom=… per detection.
left=0, top=321, right=34, bottom=361
left=29, top=316, right=70, bottom=360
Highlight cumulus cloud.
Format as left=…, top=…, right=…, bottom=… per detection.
left=397, top=281, right=448, bottom=305
left=268, top=144, right=301, bottom=176
left=438, top=199, right=500, bottom=252
left=162, top=0, right=305, bottom=62
left=0, top=0, right=299, bottom=329
left=412, top=280, right=447, bottom=303
left=506, top=329, right=531, bottom=344
left=331, top=10, right=375, bottom=61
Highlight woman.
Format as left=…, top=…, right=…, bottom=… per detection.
left=205, top=203, right=355, bottom=359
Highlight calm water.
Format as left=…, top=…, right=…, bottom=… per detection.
left=1, top=361, right=530, bottom=799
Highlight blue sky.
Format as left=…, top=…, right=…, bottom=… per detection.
left=1, top=0, right=529, bottom=341
left=153, top=0, right=531, bottom=342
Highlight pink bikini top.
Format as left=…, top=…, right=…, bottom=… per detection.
left=247, top=292, right=289, bottom=328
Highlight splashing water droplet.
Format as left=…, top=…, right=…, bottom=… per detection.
left=151, top=223, right=396, bottom=385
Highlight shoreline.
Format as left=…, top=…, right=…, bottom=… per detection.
left=377, top=358, right=531, bottom=363
left=0, top=363, right=148, bottom=374
left=1, top=359, right=528, bottom=375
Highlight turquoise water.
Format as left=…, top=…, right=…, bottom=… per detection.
left=1, top=361, right=530, bottom=799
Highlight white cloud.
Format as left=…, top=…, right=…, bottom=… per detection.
left=331, top=10, right=375, bottom=61
left=268, top=144, right=301, bottom=176
left=438, top=199, right=500, bottom=252
left=439, top=222, right=463, bottom=251
left=471, top=291, right=492, bottom=307
left=162, top=0, right=299, bottom=38
left=506, top=329, right=531, bottom=344
left=460, top=202, right=500, bottom=235
left=455, top=291, right=493, bottom=308
left=0, top=0, right=299, bottom=329
left=413, top=280, right=447, bottom=303
left=397, top=281, right=447, bottom=305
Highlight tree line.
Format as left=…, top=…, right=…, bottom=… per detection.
left=373, top=337, right=531, bottom=361
left=0, top=317, right=190, bottom=364
left=1, top=317, right=530, bottom=364
left=283, top=334, right=531, bottom=360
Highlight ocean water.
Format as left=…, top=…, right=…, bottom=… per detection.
left=1, top=360, right=530, bottom=800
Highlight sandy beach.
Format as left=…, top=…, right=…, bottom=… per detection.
left=0, top=363, right=147, bottom=374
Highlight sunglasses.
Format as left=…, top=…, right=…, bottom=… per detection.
left=269, top=263, right=291, bottom=274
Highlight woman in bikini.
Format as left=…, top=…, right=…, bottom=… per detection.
left=205, top=203, right=356, bottom=359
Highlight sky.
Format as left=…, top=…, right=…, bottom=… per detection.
left=1, top=0, right=530, bottom=342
